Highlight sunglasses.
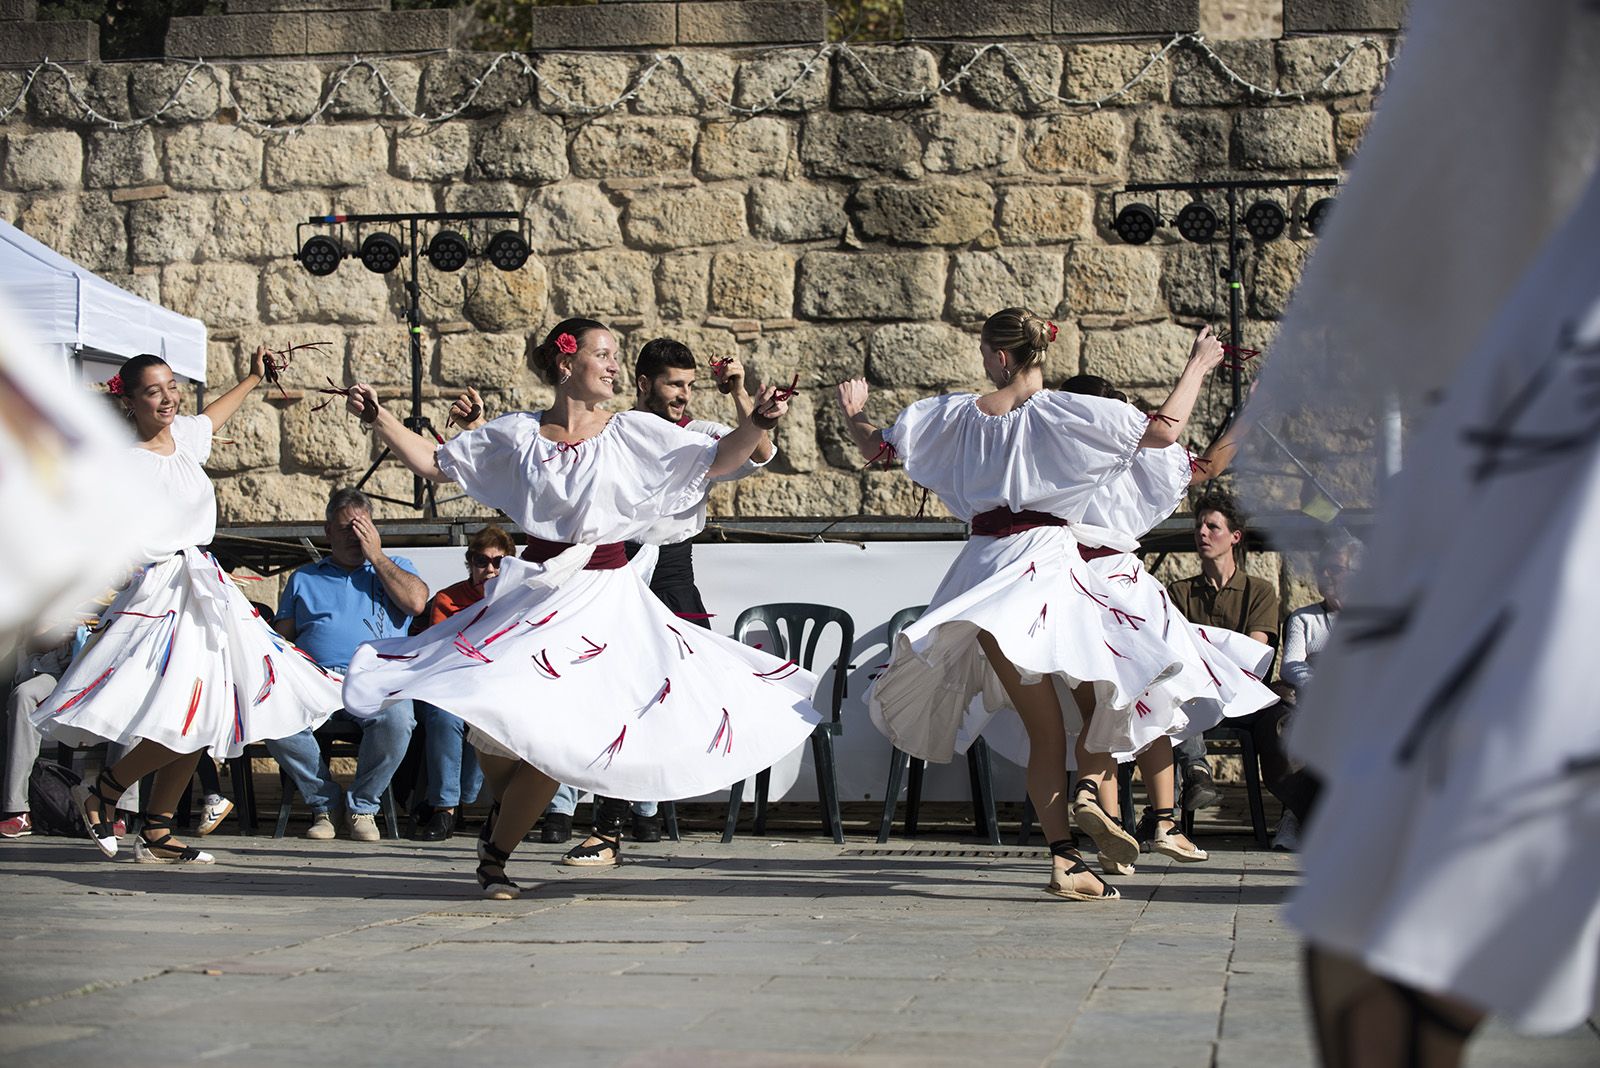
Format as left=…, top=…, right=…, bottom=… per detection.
left=468, top=553, right=506, bottom=569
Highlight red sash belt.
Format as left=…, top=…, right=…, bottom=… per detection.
left=970, top=508, right=1069, bottom=539
left=522, top=538, right=629, bottom=570
left=1078, top=545, right=1122, bottom=562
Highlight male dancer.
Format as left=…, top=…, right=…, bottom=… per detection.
left=555, top=338, right=776, bottom=864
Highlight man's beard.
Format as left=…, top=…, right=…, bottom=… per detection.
left=641, top=390, right=682, bottom=421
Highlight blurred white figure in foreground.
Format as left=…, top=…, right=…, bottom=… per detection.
left=0, top=297, right=149, bottom=657
left=1232, top=0, right=1600, bottom=1062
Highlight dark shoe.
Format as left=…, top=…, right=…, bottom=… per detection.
left=630, top=811, right=662, bottom=843
left=539, top=812, right=572, bottom=844
left=1182, top=763, right=1222, bottom=811
left=414, top=808, right=455, bottom=842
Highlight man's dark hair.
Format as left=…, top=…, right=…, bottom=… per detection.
left=1193, top=487, right=1247, bottom=534
left=635, top=338, right=696, bottom=382
left=325, top=487, right=373, bottom=524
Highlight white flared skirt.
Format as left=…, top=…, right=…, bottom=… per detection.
left=33, top=549, right=342, bottom=757
left=341, top=548, right=821, bottom=800
left=1077, top=551, right=1277, bottom=760
left=868, top=526, right=1190, bottom=764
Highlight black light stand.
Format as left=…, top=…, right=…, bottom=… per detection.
left=1119, top=177, right=1338, bottom=414
left=295, top=210, right=526, bottom=517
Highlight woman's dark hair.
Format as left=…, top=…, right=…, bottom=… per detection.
left=532, top=318, right=609, bottom=386
left=109, top=353, right=170, bottom=419
left=467, top=524, right=516, bottom=557
left=980, top=307, right=1056, bottom=373
left=634, top=337, right=696, bottom=382
left=1059, top=373, right=1127, bottom=403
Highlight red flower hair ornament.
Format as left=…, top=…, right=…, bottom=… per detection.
left=104, top=373, right=125, bottom=397
left=1046, top=321, right=1058, bottom=342
left=555, top=333, right=578, bottom=355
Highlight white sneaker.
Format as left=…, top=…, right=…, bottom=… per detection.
left=304, top=812, right=336, bottom=840
left=196, top=794, right=233, bottom=836
left=347, top=812, right=380, bottom=842
left=1272, top=810, right=1301, bottom=852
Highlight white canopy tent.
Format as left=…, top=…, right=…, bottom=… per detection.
left=0, top=219, right=207, bottom=384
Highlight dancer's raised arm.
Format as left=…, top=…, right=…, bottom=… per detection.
left=835, top=378, right=885, bottom=461
left=345, top=383, right=448, bottom=483
left=1140, top=326, right=1224, bottom=449
left=709, top=384, right=787, bottom=478
left=1189, top=395, right=1255, bottom=485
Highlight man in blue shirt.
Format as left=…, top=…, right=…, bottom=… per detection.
left=268, top=488, right=430, bottom=841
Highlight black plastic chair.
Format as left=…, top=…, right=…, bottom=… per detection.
left=1179, top=724, right=1272, bottom=847
left=874, top=606, right=1001, bottom=845
left=722, top=603, right=855, bottom=845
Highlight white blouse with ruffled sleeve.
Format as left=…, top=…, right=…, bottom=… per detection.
left=1080, top=440, right=1193, bottom=539
left=882, top=391, right=1147, bottom=522
left=436, top=409, right=718, bottom=545
left=128, top=413, right=216, bottom=561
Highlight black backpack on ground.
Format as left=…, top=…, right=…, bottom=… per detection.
left=27, top=758, right=87, bottom=837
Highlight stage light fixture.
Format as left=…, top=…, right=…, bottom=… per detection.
left=1243, top=200, right=1286, bottom=242
left=484, top=229, right=530, bottom=271
left=1305, top=197, right=1335, bottom=236
left=297, top=235, right=343, bottom=276
left=1174, top=201, right=1218, bottom=243
left=358, top=232, right=403, bottom=274
left=1113, top=203, right=1160, bottom=245
left=426, top=230, right=470, bottom=272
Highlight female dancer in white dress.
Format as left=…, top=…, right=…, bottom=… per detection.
left=33, top=351, right=343, bottom=864
left=337, top=318, right=821, bottom=899
left=1225, top=0, right=1600, bottom=1059
left=840, top=307, right=1225, bottom=899
left=1054, top=375, right=1276, bottom=873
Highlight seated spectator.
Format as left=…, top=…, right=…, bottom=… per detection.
left=267, top=488, right=428, bottom=842
left=1281, top=533, right=1363, bottom=692
left=1269, top=534, right=1360, bottom=849
left=1166, top=488, right=1281, bottom=811
left=3, top=612, right=141, bottom=838
left=409, top=526, right=515, bottom=841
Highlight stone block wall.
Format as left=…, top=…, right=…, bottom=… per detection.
left=0, top=1, right=1397, bottom=612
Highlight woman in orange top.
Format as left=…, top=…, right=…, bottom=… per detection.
left=411, top=526, right=515, bottom=841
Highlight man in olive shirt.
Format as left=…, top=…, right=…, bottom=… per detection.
left=1166, top=490, right=1286, bottom=811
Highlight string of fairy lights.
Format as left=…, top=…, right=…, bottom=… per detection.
left=0, top=32, right=1389, bottom=135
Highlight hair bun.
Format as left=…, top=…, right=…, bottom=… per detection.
left=1022, top=313, right=1052, bottom=352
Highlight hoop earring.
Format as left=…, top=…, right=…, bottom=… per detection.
left=557, top=368, right=572, bottom=385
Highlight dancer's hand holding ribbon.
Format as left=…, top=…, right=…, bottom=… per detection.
left=344, top=383, right=382, bottom=426
left=449, top=386, right=485, bottom=430
left=750, top=383, right=789, bottom=430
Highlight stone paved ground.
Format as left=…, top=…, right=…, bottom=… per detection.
left=1, top=830, right=1596, bottom=1067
